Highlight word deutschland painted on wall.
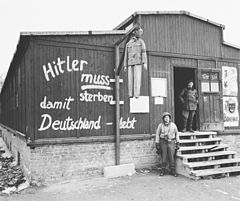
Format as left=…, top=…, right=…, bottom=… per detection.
left=38, top=56, right=137, bottom=132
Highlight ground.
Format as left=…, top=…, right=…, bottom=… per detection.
left=1, top=169, right=240, bottom=201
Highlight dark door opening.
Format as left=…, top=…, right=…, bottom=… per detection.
left=174, top=67, right=198, bottom=131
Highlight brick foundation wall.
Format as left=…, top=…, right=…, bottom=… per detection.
left=1, top=126, right=32, bottom=180
left=0, top=125, right=158, bottom=183
left=2, top=124, right=240, bottom=184
left=30, top=139, right=158, bottom=183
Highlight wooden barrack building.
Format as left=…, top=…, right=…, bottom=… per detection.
left=1, top=11, right=240, bottom=182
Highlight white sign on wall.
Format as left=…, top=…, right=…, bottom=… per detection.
left=222, top=66, right=238, bottom=96
left=130, top=96, right=149, bottom=113
left=151, top=78, right=167, bottom=97
left=223, top=96, right=239, bottom=127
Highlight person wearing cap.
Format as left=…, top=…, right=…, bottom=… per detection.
left=155, top=112, right=179, bottom=177
left=179, top=80, right=198, bottom=132
left=123, top=27, right=147, bottom=98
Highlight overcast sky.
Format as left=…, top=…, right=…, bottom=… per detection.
left=0, top=0, right=240, bottom=77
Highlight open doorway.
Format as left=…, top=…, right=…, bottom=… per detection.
left=174, top=67, right=198, bottom=131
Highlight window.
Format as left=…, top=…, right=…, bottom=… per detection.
left=201, top=72, right=219, bottom=93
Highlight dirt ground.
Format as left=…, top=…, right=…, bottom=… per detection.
left=1, top=169, right=240, bottom=201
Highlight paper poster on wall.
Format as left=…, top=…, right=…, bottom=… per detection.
left=151, top=78, right=167, bottom=97
left=223, top=96, right=239, bottom=127
left=210, top=82, right=219, bottom=92
left=130, top=96, right=149, bottom=113
left=222, top=66, right=238, bottom=96
left=201, top=82, right=210, bottom=92
left=154, top=97, right=164, bottom=105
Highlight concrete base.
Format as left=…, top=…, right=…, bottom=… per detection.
left=103, top=163, right=136, bottom=178
left=176, top=157, right=192, bottom=179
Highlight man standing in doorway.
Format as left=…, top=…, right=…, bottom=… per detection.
left=179, top=80, right=198, bottom=132
left=123, top=27, right=147, bottom=98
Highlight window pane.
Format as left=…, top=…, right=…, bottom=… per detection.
left=211, top=73, right=219, bottom=81
left=201, top=82, right=210, bottom=92
left=201, top=73, right=210, bottom=80
left=211, top=82, right=219, bottom=92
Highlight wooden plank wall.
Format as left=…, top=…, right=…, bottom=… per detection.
left=141, top=15, right=222, bottom=57
left=1, top=14, right=240, bottom=141
left=31, top=39, right=116, bottom=139
left=36, top=35, right=123, bottom=49
left=0, top=48, right=28, bottom=135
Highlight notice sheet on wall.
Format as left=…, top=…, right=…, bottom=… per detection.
left=130, top=96, right=149, bottom=113
left=222, top=66, right=238, bottom=96
left=151, top=78, right=167, bottom=97
left=223, top=96, right=239, bottom=127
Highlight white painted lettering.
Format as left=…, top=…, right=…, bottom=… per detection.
left=38, top=114, right=52, bottom=131
left=80, top=60, right=88, bottom=71
left=38, top=115, right=101, bottom=131
left=42, top=56, right=89, bottom=81
left=72, top=60, right=79, bottom=71
left=120, top=117, right=137, bottom=129
left=53, top=61, right=60, bottom=76
left=40, top=96, right=74, bottom=110
left=42, top=64, right=55, bottom=82
left=81, top=73, right=93, bottom=83
left=66, top=56, right=71, bottom=72
left=79, top=91, right=113, bottom=103
left=56, top=57, right=65, bottom=73
left=81, top=74, right=110, bottom=86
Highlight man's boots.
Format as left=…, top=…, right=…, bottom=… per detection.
left=188, top=116, right=194, bottom=132
left=182, top=119, right=187, bottom=132
left=181, top=128, right=187, bottom=132
left=159, top=168, right=165, bottom=176
left=189, top=128, right=194, bottom=132
left=188, top=124, right=194, bottom=132
left=171, top=168, right=177, bottom=177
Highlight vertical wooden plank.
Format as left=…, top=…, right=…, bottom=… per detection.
left=22, top=56, right=26, bottom=134
left=29, top=44, right=35, bottom=140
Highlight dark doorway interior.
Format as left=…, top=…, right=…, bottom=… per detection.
left=174, top=67, right=198, bottom=131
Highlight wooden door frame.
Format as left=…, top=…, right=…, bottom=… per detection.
left=172, top=65, right=199, bottom=130
left=197, top=68, right=224, bottom=131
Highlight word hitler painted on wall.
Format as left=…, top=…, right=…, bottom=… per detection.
left=38, top=56, right=137, bottom=132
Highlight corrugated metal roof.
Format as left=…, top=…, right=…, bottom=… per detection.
left=21, top=30, right=126, bottom=36
left=114, top=10, right=225, bottom=30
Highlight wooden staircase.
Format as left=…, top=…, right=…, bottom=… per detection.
left=176, top=131, right=240, bottom=180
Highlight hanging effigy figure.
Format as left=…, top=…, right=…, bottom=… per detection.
left=123, top=27, right=147, bottom=98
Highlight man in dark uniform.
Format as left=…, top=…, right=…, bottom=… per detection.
left=179, top=80, right=198, bottom=132
left=155, top=112, right=179, bottom=177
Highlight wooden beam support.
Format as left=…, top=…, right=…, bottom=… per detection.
left=115, top=46, right=120, bottom=165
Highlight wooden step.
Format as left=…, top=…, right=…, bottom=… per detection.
left=186, top=158, right=240, bottom=168
left=191, top=166, right=240, bottom=177
left=179, top=150, right=236, bottom=159
left=179, top=137, right=222, bottom=144
left=179, top=131, right=217, bottom=138
left=178, top=144, right=228, bottom=152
